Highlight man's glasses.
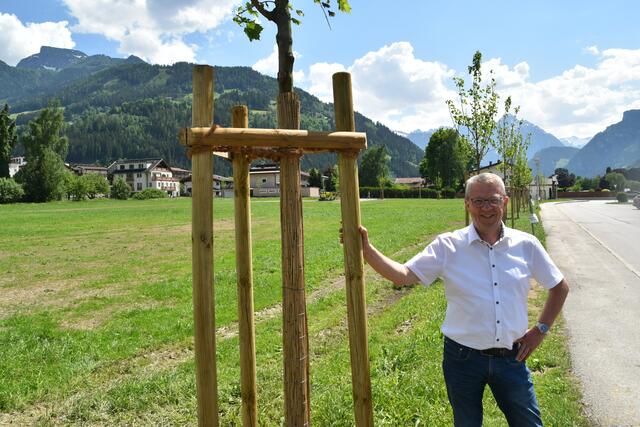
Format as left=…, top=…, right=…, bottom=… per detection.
left=469, top=197, right=504, bottom=207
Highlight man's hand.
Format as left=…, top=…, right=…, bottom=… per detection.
left=339, top=225, right=370, bottom=250
left=515, top=327, right=545, bottom=362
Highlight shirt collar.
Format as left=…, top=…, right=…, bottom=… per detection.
left=466, top=223, right=510, bottom=246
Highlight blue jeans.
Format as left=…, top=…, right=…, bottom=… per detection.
left=442, top=337, right=543, bottom=427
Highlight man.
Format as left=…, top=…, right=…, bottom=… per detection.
left=356, top=173, right=569, bottom=426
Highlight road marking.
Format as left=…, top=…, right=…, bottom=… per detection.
left=555, top=203, right=640, bottom=280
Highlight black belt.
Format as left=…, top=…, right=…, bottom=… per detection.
left=445, top=336, right=519, bottom=358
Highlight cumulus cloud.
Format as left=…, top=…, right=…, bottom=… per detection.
left=487, top=48, right=640, bottom=138
left=0, top=13, right=75, bottom=65
left=61, top=0, right=239, bottom=64
left=300, top=43, right=640, bottom=139
left=303, top=41, right=456, bottom=132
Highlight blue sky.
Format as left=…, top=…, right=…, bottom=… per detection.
left=1, top=0, right=640, bottom=139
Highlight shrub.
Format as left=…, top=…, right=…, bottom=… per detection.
left=319, top=191, right=336, bottom=201
left=358, top=187, right=442, bottom=199
left=67, top=174, right=89, bottom=201
left=133, top=188, right=168, bottom=200
left=111, top=177, right=130, bottom=200
left=616, top=193, right=628, bottom=203
left=441, top=187, right=457, bottom=199
left=0, top=178, right=24, bottom=203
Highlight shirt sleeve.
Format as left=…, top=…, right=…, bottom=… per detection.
left=530, top=237, right=564, bottom=289
left=404, top=236, right=445, bottom=286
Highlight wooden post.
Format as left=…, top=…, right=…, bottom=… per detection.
left=191, top=65, right=218, bottom=427
left=232, top=105, right=258, bottom=427
left=278, top=91, right=310, bottom=427
left=333, top=72, right=374, bottom=427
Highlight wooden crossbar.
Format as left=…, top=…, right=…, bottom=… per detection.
left=180, top=127, right=367, bottom=152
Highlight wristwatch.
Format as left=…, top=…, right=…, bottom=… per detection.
left=536, top=322, right=550, bottom=334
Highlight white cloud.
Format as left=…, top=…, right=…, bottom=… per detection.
left=303, top=41, right=456, bottom=132
left=0, top=13, right=75, bottom=66
left=61, top=0, right=239, bottom=64
left=300, top=43, right=640, bottom=139
left=490, top=48, right=640, bottom=138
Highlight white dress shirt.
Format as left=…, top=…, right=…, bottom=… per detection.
left=405, top=224, right=564, bottom=350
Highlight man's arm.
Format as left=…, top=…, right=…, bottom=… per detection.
left=516, top=278, right=570, bottom=361
left=347, top=226, right=419, bottom=286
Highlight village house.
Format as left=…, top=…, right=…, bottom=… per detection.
left=249, top=164, right=319, bottom=197
left=107, top=158, right=180, bottom=197
left=470, top=160, right=556, bottom=200
left=67, top=163, right=108, bottom=177
left=8, top=156, right=26, bottom=178
left=181, top=174, right=234, bottom=198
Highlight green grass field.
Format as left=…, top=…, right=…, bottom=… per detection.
left=0, top=197, right=587, bottom=425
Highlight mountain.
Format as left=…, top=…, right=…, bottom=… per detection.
left=17, top=46, right=88, bottom=71
left=404, top=118, right=565, bottom=165
left=560, top=136, right=591, bottom=148
left=401, top=129, right=437, bottom=150
left=567, top=110, right=640, bottom=177
left=2, top=47, right=423, bottom=177
left=529, top=146, right=580, bottom=176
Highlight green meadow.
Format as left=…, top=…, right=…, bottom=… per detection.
left=0, top=198, right=587, bottom=425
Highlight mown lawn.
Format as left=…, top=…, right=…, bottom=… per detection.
left=0, top=197, right=587, bottom=425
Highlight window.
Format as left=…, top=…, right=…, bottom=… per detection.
left=148, top=183, right=151, bottom=187
left=129, top=164, right=134, bottom=169
left=136, top=173, right=142, bottom=178
left=137, top=183, right=142, bottom=191
left=138, top=163, right=144, bottom=168
left=119, top=165, right=125, bottom=170
left=262, top=178, right=267, bottom=183
left=127, top=174, right=133, bottom=180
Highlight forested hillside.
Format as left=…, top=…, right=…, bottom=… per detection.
left=2, top=50, right=423, bottom=177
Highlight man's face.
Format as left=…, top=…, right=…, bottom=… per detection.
left=465, top=181, right=509, bottom=229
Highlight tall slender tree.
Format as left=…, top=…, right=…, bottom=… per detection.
left=447, top=51, right=499, bottom=172
left=419, top=128, right=468, bottom=189
left=15, top=101, right=69, bottom=202
left=0, top=104, right=17, bottom=178
left=493, top=96, right=529, bottom=188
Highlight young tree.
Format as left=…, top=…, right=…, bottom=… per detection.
left=419, top=128, right=467, bottom=189
left=359, top=145, right=390, bottom=187
left=15, top=102, right=69, bottom=202
left=493, top=97, right=530, bottom=188
left=0, top=104, right=18, bottom=178
left=447, top=51, right=499, bottom=172
left=110, top=177, right=130, bottom=199
left=323, top=164, right=338, bottom=191
left=84, top=173, right=110, bottom=198
left=307, top=167, right=323, bottom=188
left=234, top=0, right=351, bottom=94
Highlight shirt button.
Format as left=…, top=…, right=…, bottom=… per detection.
left=496, top=301, right=499, bottom=304
left=494, top=282, right=497, bottom=286
left=496, top=338, right=500, bottom=341
left=490, top=247, right=493, bottom=250
left=492, top=264, right=495, bottom=268
left=497, top=320, right=500, bottom=324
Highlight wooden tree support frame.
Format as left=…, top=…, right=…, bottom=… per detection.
left=185, top=66, right=373, bottom=427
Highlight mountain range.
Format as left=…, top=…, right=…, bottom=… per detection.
left=1, top=46, right=423, bottom=177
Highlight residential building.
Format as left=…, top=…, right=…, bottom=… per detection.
left=181, top=174, right=234, bottom=197
left=67, top=163, right=108, bottom=177
left=249, top=164, right=318, bottom=197
left=107, top=158, right=180, bottom=197
left=8, top=156, right=26, bottom=178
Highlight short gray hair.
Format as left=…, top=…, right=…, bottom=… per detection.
left=465, top=173, right=506, bottom=198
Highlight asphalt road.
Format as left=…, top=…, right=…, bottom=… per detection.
left=541, top=200, right=640, bottom=426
